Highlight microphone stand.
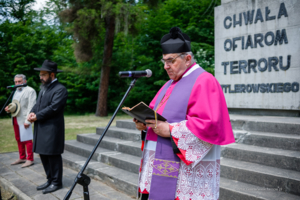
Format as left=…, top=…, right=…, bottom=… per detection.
left=64, top=78, right=139, bottom=200
left=0, top=89, right=16, bottom=115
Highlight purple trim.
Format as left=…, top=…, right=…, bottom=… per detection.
left=163, top=67, right=205, bottom=123
left=149, top=67, right=205, bottom=199
left=152, top=158, right=180, bottom=177
left=154, top=80, right=172, bottom=110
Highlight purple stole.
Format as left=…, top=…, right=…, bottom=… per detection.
left=148, top=67, right=205, bottom=200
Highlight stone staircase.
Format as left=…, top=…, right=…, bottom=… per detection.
left=62, top=115, right=300, bottom=199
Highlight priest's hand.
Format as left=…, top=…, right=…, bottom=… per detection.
left=145, top=120, right=170, bottom=138
left=133, top=118, right=147, bottom=131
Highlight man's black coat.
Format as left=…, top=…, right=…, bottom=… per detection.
left=31, top=81, right=68, bottom=155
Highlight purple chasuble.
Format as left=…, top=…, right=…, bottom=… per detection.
left=148, top=67, right=205, bottom=200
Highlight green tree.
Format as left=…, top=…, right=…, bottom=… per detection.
left=0, top=20, right=72, bottom=117
left=0, top=0, right=37, bottom=23
left=120, top=0, right=219, bottom=106
left=58, top=0, right=158, bottom=116
left=0, top=0, right=220, bottom=117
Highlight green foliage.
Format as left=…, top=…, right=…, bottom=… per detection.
left=119, top=0, right=219, bottom=106
left=0, top=19, right=69, bottom=117
left=0, top=0, right=219, bottom=117
left=58, top=70, right=100, bottom=114
left=0, top=0, right=37, bottom=23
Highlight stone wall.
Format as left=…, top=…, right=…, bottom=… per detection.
left=215, top=0, right=300, bottom=110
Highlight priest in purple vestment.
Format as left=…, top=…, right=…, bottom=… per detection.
left=133, top=27, right=235, bottom=200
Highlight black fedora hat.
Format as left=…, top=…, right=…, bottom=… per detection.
left=34, top=60, right=63, bottom=73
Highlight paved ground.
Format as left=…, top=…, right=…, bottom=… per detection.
left=0, top=152, right=135, bottom=200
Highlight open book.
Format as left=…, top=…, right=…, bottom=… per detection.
left=121, top=102, right=167, bottom=124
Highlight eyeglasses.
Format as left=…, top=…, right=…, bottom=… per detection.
left=161, top=53, right=184, bottom=65
left=39, top=73, right=49, bottom=77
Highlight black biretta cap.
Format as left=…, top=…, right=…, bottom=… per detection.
left=34, top=60, right=63, bottom=73
left=160, top=27, right=191, bottom=54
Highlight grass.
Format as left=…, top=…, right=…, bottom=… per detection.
left=0, top=187, right=17, bottom=200
left=0, top=113, right=131, bottom=153
left=0, top=186, right=17, bottom=200
left=0, top=117, right=17, bottom=153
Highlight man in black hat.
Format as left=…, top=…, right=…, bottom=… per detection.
left=133, top=27, right=235, bottom=200
left=27, top=60, right=68, bottom=194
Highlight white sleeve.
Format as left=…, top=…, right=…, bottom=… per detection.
left=171, top=120, right=213, bottom=168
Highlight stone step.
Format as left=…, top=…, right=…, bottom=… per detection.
left=230, top=114, right=300, bottom=135
left=220, top=158, right=300, bottom=196
left=117, top=115, right=300, bottom=135
left=221, top=143, right=300, bottom=171
left=66, top=139, right=300, bottom=196
left=116, top=120, right=136, bottom=130
left=234, top=130, right=300, bottom=151
left=62, top=150, right=138, bottom=198
left=62, top=150, right=300, bottom=200
left=219, top=177, right=300, bottom=200
left=101, top=124, right=300, bottom=152
left=65, top=140, right=140, bottom=174
left=77, top=133, right=142, bottom=157
left=96, top=126, right=140, bottom=141
left=79, top=132, right=300, bottom=171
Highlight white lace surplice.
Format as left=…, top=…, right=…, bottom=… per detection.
left=138, top=121, right=220, bottom=200
left=139, top=145, right=156, bottom=193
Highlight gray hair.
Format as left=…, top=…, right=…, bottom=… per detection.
left=180, top=52, right=196, bottom=64
left=14, top=74, right=26, bottom=81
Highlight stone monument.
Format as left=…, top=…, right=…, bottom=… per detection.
left=215, top=0, right=300, bottom=116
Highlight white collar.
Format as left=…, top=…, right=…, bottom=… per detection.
left=182, top=64, right=200, bottom=77
left=51, top=78, right=57, bottom=84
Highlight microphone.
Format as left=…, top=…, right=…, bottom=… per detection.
left=119, top=69, right=152, bottom=78
left=6, top=83, right=28, bottom=89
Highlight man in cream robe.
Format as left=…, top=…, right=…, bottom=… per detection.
left=5, top=74, right=36, bottom=168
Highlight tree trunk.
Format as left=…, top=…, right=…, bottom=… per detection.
left=95, top=14, right=116, bottom=116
